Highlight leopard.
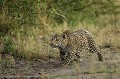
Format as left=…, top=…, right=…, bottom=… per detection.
left=50, top=29, right=103, bottom=66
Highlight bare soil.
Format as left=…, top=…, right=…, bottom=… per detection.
left=0, top=48, right=120, bottom=79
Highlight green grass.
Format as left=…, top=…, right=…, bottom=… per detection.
left=0, top=0, right=120, bottom=61
left=0, top=23, right=120, bottom=60
left=0, top=54, right=15, bottom=68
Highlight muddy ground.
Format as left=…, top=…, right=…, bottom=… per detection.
left=0, top=48, right=120, bottom=79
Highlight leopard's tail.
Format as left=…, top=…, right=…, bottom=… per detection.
left=83, top=30, right=103, bottom=61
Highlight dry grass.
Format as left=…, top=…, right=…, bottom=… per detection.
left=1, top=22, right=119, bottom=60
left=1, top=54, right=15, bottom=68
left=0, top=11, right=120, bottom=60
left=74, top=22, right=120, bottom=49
left=0, top=38, right=4, bottom=53
left=97, top=26, right=120, bottom=49
left=9, top=27, right=59, bottom=59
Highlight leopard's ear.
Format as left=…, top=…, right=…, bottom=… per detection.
left=62, top=30, right=71, bottom=35
left=61, top=30, right=71, bottom=38
left=54, top=34, right=59, bottom=37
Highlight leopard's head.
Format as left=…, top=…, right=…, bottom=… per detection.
left=50, top=34, right=68, bottom=49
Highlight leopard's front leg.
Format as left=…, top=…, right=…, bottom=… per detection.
left=62, top=51, right=75, bottom=66
left=60, top=51, right=65, bottom=60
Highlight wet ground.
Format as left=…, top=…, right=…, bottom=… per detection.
left=0, top=48, right=120, bottom=79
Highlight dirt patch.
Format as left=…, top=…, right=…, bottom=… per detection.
left=0, top=48, right=120, bottom=79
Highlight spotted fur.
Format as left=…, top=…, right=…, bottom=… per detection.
left=50, top=29, right=103, bottom=65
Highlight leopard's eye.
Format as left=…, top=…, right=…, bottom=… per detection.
left=55, top=38, right=58, bottom=41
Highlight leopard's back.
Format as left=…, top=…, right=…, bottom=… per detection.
left=62, top=29, right=103, bottom=61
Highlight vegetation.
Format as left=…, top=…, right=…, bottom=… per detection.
left=0, top=0, right=120, bottom=60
